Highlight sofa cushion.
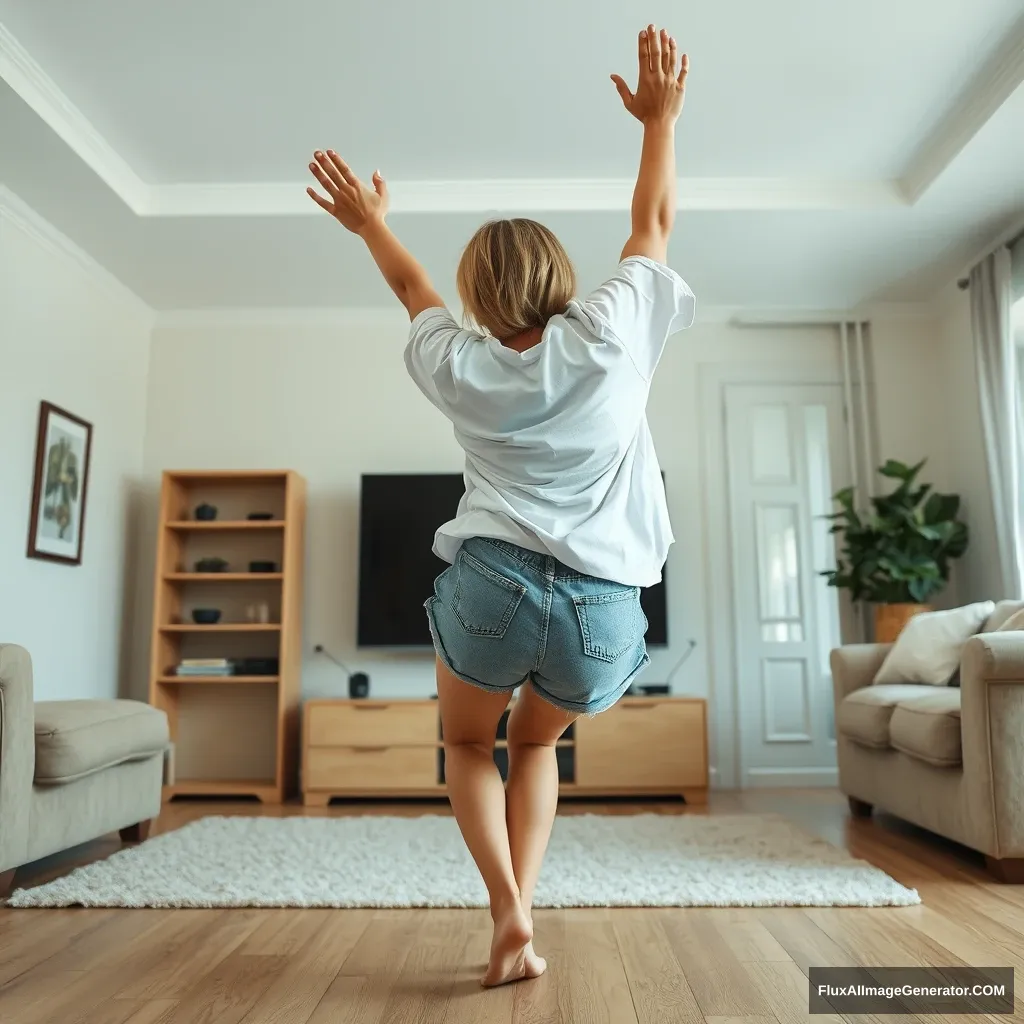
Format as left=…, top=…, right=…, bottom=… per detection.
left=983, top=600, right=1024, bottom=633
left=889, top=690, right=962, bottom=767
left=837, top=684, right=935, bottom=747
left=35, top=700, right=169, bottom=784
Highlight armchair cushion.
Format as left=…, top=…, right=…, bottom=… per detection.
left=34, top=700, right=169, bottom=784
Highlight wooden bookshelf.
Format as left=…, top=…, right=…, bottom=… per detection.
left=147, top=470, right=306, bottom=803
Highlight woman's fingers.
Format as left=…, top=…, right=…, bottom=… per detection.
left=647, top=24, right=660, bottom=72
left=309, top=159, right=340, bottom=198
left=677, top=52, right=690, bottom=87
left=665, top=34, right=677, bottom=76
left=306, top=186, right=334, bottom=213
left=638, top=28, right=649, bottom=76
left=326, top=150, right=361, bottom=190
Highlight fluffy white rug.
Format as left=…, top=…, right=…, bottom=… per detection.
left=7, top=813, right=919, bottom=908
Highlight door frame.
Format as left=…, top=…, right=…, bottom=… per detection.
left=698, top=359, right=844, bottom=790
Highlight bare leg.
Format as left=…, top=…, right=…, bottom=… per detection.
left=506, top=684, right=579, bottom=977
left=435, top=659, right=532, bottom=987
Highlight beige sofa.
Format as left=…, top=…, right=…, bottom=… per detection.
left=0, top=644, right=169, bottom=897
left=831, top=601, right=1024, bottom=882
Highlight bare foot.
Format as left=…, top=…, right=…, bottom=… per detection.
left=481, top=904, right=533, bottom=988
left=524, top=942, right=547, bottom=979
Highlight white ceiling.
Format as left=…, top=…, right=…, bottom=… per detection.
left=1, top=0, right=1023, bottom=311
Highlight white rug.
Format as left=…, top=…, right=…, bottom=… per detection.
left=7, top=814, right=919, bottom=908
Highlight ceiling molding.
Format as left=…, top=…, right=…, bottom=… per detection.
left=150, top=177, right=907, bottom=217
left=0, top=23, right=149, bottom=213
left=153, top=307, right=423, bottom=331
left=901, top=13, right=1024, bottom=202
left=0, top=184, right=153, bottom=321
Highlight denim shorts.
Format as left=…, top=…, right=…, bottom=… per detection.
left=424, top=537, right=649, bottom=715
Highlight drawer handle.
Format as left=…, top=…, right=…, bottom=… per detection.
left=351, top=705, right=388, bottom=711
left=352, top=746, right=389, bottom=753
left=620, top=703, right=656, bottom=710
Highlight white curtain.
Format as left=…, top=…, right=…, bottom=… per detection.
left=970, top=246, right=1024, bottom=599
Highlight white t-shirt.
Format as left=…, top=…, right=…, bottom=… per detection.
left=404, top=255, right=696, bottom=587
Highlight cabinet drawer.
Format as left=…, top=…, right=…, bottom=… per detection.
left=306, top=702, right=436, bottom=747
left=306, top=746, right=436, bottom=790
left=576, top=700, right=706, bottom=788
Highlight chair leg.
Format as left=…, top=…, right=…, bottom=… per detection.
left=848, top=796, right=874, bottom=818
left=0, top=869, right=16, bottom=898
left=119, top=819, right=152, bottom=843
left=985, top=856, right=1024, bottom=883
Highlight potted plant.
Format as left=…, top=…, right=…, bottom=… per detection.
left=822, top=458, right=969, bottom=643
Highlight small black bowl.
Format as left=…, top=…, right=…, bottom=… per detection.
left=247, top=512, right=274, bottom=521
left=195, top=558, right=229, bottom=573
left=191, top=608, right=222, bottom=625
left=249, top=561, right=278, bottom=573
left=194, top=503, right=218, bottom=521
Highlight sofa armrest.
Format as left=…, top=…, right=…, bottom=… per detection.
left=960, top=634, right=1024, bottom=858
left=0, top=644, right=35, bottom=872
left=831, top=643, right=892, bottom=703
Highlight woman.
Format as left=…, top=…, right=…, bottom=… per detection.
left=308, top=24, right=693, bottom=987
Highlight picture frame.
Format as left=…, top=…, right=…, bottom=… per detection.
left=27, top=401, right=94, bottom=566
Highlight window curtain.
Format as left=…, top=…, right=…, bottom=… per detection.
left=970, top=245, right=1023, bottom=599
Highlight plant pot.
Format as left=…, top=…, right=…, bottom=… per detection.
left=874, top=603, right=930, bottom=643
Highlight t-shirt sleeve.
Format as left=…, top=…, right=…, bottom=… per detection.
left=404, top=307, right=467, bottom=409
left=578, top=256, right=696, bottom=379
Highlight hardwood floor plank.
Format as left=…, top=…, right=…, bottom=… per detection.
left=242, top=910, right=374, bottom=1024
left=159, top=953, right=288, bottom=1024
left=81, top=997, right=177, bottom=1024
left=559, top=916, right=640, bottom=1023
left=660, top=910, right=773, bottom=1018
left=704, top=1018, right=776, bottom=1024
left=377, top=910, right=471, bottom=1024
left=611, top=909, right=703, bottom=1024
left=114, top=910, right=262, bottom=999
left=710, top=909, right=793, bottom=963
left=0, top=909, right=114, bottom=986
left=442, top=926, right=515, bottom=1024
left=239, top=908, right=330, bottom=956
left=305, top=975, right=390, bottom=1024
left=339, top=910, right=425, bottom=977
left=744, top=960, right=844, bottom=1024
left=755, top=909, right=858, bottom=972
left=119, top=1001, right=179, bottom=1024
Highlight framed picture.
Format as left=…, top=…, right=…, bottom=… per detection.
left=27, top=401, right=93, bottom=566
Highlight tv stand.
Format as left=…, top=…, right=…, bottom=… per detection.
left=301, top=696, right=707, bottom=804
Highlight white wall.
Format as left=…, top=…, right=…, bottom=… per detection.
left=0, top=192, right=152, bottom=700
left=142, top=310, right=948, bottom=719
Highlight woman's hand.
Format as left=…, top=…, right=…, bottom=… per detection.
left=611, top=25, right=688, bottom=126
left=307, top=150, right=388, bottom=235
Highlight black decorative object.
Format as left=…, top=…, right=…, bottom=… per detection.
left=194, top=503, right=218, bottom=521
left=236, top=657, right=279, bottom=676
left=249, top=560, right=278, bottom=573
left=195, top=557, right=229, bottom=573
left=191, top=608, right=222, bottom=624
left=348, top=672, right=370, bottom=699
left=247, top=511, right=274, bottom=520
left=638, top=684, right=670, bottom=695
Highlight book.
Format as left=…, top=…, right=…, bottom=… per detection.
left=179, top=658, right=231, bottom=668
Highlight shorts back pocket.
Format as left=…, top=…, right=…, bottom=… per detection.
left=573, top=588, right=644, bottom=662
left=453, top=550, right=526, bottom=638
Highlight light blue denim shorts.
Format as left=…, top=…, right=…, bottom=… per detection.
left=425, top=537, right=649, bottom=715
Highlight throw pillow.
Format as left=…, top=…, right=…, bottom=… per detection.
left=996, top=608, right=1024, bottom=631
left=873, top=601, right=996, bottom=686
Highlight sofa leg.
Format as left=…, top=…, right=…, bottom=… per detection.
left=119, top=819, right=152, bottom=843
left=985, top=856, right=1024, bottom=883
left=848, top=796, right=874, bottom=818
left=0, top=869, right=15, bottom=898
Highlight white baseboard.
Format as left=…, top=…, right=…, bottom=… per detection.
left=744, top=766, right=839, bottom=788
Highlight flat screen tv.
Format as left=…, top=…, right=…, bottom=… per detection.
left=357, top=473, right=668, bottom=648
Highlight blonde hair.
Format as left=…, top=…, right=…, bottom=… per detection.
left=456, top=219, right=576, bottom=340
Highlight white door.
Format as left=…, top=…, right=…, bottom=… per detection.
left=724, top=384, right=852, bottom=786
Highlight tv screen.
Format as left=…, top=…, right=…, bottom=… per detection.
left=357, top=473, right=668, bottom=648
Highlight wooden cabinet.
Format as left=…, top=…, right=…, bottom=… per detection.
left=302, top=696, right=707, bottom=805
left=575, top=699, right=707, bottom=797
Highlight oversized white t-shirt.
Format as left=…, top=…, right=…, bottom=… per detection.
left=404, top=255, right=696, bottom=587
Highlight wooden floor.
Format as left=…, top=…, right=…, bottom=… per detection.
left=1, top=789, right=1022, bottom=1024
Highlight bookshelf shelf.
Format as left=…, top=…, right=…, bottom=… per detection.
left=148, top=470, right=306, bottom=804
